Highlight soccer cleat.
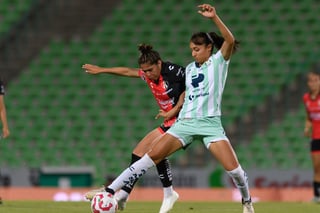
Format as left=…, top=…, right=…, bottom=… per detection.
left=242, top=197, right=255, bottom=213
left=84, top=186, right=105, bottom=201
left=114, top=189, right=129, bottom=211
left=159, top=190, right=179, bottom=213
left=311, top=196, right=320, bottom=203
left=115, top=197, right=127, bottom=211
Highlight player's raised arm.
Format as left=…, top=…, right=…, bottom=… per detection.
left=82, top=64, right=140, bottom=77
left=198, top=3, right=235, bottom=60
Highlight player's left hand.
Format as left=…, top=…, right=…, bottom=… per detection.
left=198, top=4, right=217, bottom=19
left=155, top=110, right=173, bottom=122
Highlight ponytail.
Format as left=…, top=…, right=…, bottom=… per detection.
left=137, top=44, right=161, bottom=65
left=190, top=32, right=239, bottom=53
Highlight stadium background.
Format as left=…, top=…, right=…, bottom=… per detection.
left=0, top=0, right=320, bottom=201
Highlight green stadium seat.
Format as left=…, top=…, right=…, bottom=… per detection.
left=0, top=0, right=35, bottom=37
left=2, top=0, right=320, bottom=185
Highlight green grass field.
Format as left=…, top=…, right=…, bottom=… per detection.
left=1, top=201, right=320, bottom=213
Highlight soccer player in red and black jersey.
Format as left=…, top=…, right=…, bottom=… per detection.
left=0, top=80, right=10, bottom=204
left=0, top=80, right=9, bottom=139
left=303, top=68, right=320, bottom=203
left=82, top=44, right=185, bottom=212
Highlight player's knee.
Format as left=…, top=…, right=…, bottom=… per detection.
left=314, top=167, right=320, bottom=176
left=149, top=152, right=165, bottom=165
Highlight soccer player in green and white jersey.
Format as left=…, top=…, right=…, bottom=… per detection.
left=97, top=3, right=254, bottom=213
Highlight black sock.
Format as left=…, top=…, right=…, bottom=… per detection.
left=156, top=158, right=173, bottom=188
left=105, top=187, right=115, bottom=195
left=313, top=181, right=320, bottom=197
left=120, top=153, right=141, bottom=194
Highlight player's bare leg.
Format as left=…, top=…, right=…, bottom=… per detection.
left=311, top=153, right=320, bottom=203
left=209, top=140, right=254, bottom=213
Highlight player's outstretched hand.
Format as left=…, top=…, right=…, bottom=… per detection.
left=155, top=109, right=173, bottom=122
left=1, top=128, right=9, bottom=139
left=82, top=64, right=102, bottom=74
left=198, top=4, right=217, bottom=19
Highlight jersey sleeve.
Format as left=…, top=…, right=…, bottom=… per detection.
left=175, top=65, right=186, bottom=85
left=138, top=69, right=147, bottom=82
left=215, top=50, right=230, bottom=64
left=168, top=63, right=185, bottom=84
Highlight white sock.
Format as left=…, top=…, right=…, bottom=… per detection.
left=163, top=186, right=174, bottom=198
left=108, top=154, right=155, bottom=192
left=226, top=165, right=251, bottom=201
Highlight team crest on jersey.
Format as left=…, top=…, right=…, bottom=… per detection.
left=191, top=73, right=204, bottom=88
left=168, top=65, right=174, bottom=71
left=141, top=74, right=146, bottom=82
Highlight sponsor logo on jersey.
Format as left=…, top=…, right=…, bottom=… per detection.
left=158, top=98, right=174, bottom=109
left=188, top=92, right=209, bottom=101
left=176, top=67, right=185, bottom=77
left=310, top=112, right=320, bottom=120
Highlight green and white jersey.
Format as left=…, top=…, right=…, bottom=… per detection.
left=179, top=50, right=229, bottom=118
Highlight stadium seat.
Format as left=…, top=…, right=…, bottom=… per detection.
left=0, top=0, right=35, bottom=37
left=2, top=0, right=320, bottom=185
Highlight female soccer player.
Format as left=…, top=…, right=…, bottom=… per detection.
left=303, top=67, right=320, bottom=203
left=82, top=44, right=185, bottom=212
left=99, top=3, right=255, bottom=213
left=0, top=80, right=10, bottom=139
left=0, top=79, right=10, bottom=204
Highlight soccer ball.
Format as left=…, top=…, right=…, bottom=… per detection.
left=91, top=192, right=118, bottom=213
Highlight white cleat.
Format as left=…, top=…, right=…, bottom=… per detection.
left=311, top=196, right=320, bottom=204
left=115, top=197, right=127, bottom=211
left=159, top=191, right=179, bottom=213
left=242, top=198, right=255, bottom=213
left=114, top=190, right=129, bottom=211
left=84, top=186, right=105, bottom=201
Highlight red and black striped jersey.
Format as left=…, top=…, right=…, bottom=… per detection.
left=139, top=61, right=185, bottom=127
left=303, top=92, right=320, bottom=139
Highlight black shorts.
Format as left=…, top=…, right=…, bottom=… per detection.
left=310, top=139, right=320, bottom=153
left=158, top=124, right=171, bottom=134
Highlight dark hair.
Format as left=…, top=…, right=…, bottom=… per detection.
left=190, top=32, right=239, bottom=53
left=311, top=63, right=320, bottom=74
left=138, top=44, right=161, bottom=65
left=307, top=65, right=320, bottom=94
